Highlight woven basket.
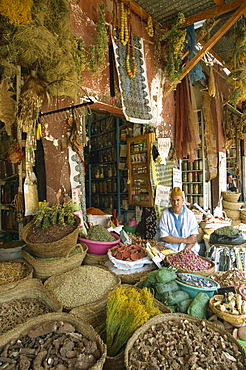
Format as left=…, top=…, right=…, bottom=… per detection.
left=22, top=242, right=88, bottom=280
left=209, top=295, right=246, bottom=325
left=166, top=255, right=215, bottom=277
left=0, top=258, right=33, bottom=293
left=222, top=200, right=244, bottom=210
left=71, top=284, right=171, bottom=370
left=0, top=278, right=62, bottom=337
left=44, top=265, right=121, bottom=311
left=21, top=216, right=80, bottom=258
left=83, top=252, right=108, bottom=265
left=223, top=208, right=241, bottom=220
left=222, top=191, right=241, bottom=202
left=0, top=312, right=107, bottom=369
left=124, top=313, right=246, bottom=369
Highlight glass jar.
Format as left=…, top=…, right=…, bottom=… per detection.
left=188, top=183, right=193, bottom=194
left=188, top=172, right=193, bottom=182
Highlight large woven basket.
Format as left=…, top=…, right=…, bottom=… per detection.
left=22, top=242, right=88, bottom=280
left=44, top=265, right=121, bottom=311
left=0, top=278, right=62, bottom=337
left=222, top=200, right=244, bottom=210
left=222, top=191, right=241, bottom=202
left=209, top=294, right=246, bottom=325
left=223, top=208, right=240, bottom=220
left=124, top=313, right=246, bottom=369
left=0, top=258, right=33, bottom=293
left=71, top=284, right=171, bottom=370
left=0, top=312, right=107, bottom=370
left=166, top=255, right=215, bottom=277
left=21, top=216, right=80, bottom=258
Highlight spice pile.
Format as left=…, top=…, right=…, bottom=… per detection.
left=0, top=298, right=52, bottom=335
left=110, top=243, right=147, bottom=261
left=127, top=318, right=246, bottom=369
left=167, top=249, right=213, bottom=271
left=44, top=265, right=119, bottom=309
left=0, top=260, right=31, bottom=285
left=0, top=321, right=101, bottom=370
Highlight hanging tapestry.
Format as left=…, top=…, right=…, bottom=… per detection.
left=112, top=35, right=153, bottom=123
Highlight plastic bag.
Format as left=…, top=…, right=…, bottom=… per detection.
left=187, top=292, right=209, bottom=319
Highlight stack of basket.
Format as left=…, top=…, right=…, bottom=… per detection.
left=222, top=191, right=243, bottom=226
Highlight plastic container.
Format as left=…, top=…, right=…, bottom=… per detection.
left=78, top=232, right=120, bottom=255
left=176, top=274, right=220, bottom=298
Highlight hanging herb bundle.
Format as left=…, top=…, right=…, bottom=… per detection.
left=227, top=25, right=246, bottom=105
left=157, top=13, right=186, bottom=86
left=103, top=286, right=162, bottom=357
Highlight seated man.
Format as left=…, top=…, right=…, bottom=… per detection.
left=157, top=187, right=200, bottom=253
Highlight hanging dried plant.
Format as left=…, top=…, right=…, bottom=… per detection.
left=17, top=75, right=48, bottom=133
left=0, top=0, right=33, bottom=27
left=0, top=79, right=17, bottom=135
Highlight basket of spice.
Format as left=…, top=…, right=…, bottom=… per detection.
left=124, top=313, right=246, bottom=369
left=0, top=278, right=62, bottom=337
left=21, top=201, right=81, bottom=258
left=44, top=265, right=121, bottom=311
left=0, top=312, right=107, bottom=369
left=71, top=285, right=170, bottom=370
left=79, top=224, right=120, bottom=255
left=209, top=293, right=246, bottom=326
left=166, top=249, right=215, bottom=277
left=22, top=242, right=88, bottom=280
left=0, top=258, right=33, bottom=292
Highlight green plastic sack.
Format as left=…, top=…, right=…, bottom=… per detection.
left=176, top=298, right=193, bottom=313
left=162, top=290, right=190, bottom=305
left=187, top=292, right=210, bottom=319
left=155, top=267, right=177, bottom=284
left=155, top=280, right=179, bottom=295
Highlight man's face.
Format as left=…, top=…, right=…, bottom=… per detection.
left=171, top=196, right=184, bottom=214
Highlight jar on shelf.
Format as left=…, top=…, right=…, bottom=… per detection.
left=187, top=162, right=193, bottom=170
left=182, top=172, right=188, bottom=182
left=188, top=172, right=193, bottom=182
left=193, top=160, right=199, bottom=170
left=188, top=183, right=193, bottom=194
left=193, top=183, right=199, bottom=194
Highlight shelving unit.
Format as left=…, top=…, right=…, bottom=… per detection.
left=85, top=113, right=134, bottom=220
left=127, top=133, right=155, bottom=207
left=181, top=110, right=210, bottom=210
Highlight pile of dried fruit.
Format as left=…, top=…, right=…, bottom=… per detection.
left=167, top=249, right=213, bottom=271
left=110, top=243, right=147, bottom=261
left=0, top=321, right=101, bottom=370
left=0, top=298, right=53, bottom=335
left=127, top=318, right=246, bottom=369
left=0, top=260, right=31, bottom=285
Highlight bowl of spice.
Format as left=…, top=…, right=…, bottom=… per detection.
left=79, top=224, right=120, bottom=255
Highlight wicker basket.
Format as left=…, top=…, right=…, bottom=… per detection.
left=0, top=312, right=107, bottom=370
left=124, top=313, right=246, bottom=369
left=83, top=252, right=109, bottom=265
left=21, top=216, right=80, bottom=258
left=0, top=258, right=33, bottom=293
left=166, top=255, right=215, bottom=277
left=22, top=242, right=88, bottom=280
left=71, top=284, right=171, bottom=370
left=0, top=278, right=62, bottom=337
left=222, top=200, right=244, bottom=210
left=209, top=295, right=246, bottom=325
left=222, top=191, right=241, bottom=202
left=44, top=265, right=121, bottom=311
left=223, top=208, right=240, bottom=220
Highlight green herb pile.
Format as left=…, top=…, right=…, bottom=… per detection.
left=87, top=224, right=115, bottom=242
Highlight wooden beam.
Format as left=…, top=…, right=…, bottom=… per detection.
left=164, top=2, right=246, bottom=96
left=162, top=0, right=245, bottom=29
